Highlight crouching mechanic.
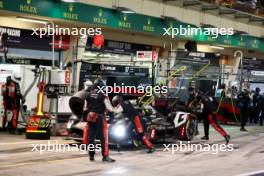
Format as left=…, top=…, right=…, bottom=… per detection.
left=112, top=95, right=155, bottom=153
left=84, top=79, right=115, bottom=162
left=196, top=92, right=230, bottom=144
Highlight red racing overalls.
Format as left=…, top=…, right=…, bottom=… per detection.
left=1, top=79, right=23, bottom=130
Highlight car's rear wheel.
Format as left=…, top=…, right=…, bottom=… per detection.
left=185, top=119, right=196, bottom=141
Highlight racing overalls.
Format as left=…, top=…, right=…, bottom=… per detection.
left=259, top=95, right=264, bottom=126
left=115, top=100, right=153, bottom=149
left=252, top=93, right=261, bottom=124
left=201, top=95, right=228, bottom=139
left=1, top=79, right=23, bottom=130
left=85, top=89, right=112, bottom=158
left=237, top=92, right=251, bottom=130
left=1, top=84, right=7, bottom=129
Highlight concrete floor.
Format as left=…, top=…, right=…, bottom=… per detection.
left=0, top=124, right=264, bottom=176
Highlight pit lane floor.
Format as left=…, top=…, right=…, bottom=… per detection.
left=0, top=124, right=264, bottom=176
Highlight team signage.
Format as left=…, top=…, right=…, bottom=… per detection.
left=0, top=0, right=264, bottom=52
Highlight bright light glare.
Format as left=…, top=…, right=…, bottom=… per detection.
left=114, top=125, right=126, bottom=138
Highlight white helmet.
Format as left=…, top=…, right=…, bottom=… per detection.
left=84, top=79, right=93, bottom=91
left=12, top=72, right=21, bottom=83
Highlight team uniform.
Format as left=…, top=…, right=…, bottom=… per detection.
left=237, top=92, right=251, bottom=131
left=259, top=95, right=264, bottom=126
left=198, top=95, right=230, bottom=143
left=252, top=92, right=261, bottom=124
left=84, top=88, right=115, bottom=162
left=1, top=77, right=23, bottom=132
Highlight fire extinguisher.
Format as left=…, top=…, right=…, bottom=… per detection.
left=82, top=123, right=88, bottom=144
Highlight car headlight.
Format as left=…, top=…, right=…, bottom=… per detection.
left=113, top=125, right=126, bottom=138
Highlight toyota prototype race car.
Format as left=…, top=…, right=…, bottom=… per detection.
left=67, top=109, right=197, bottom=149
left=67, top=92, right=198, bottom=149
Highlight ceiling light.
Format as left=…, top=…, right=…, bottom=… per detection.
left=16, top=17, right=47, bottom=24
left=113, top=5, right=135, bottom=14
left=209, top=45, right=224, bottom=50
left=161, top=15, right=181, bottom=22
left=234, top=30, right=249, bottom=36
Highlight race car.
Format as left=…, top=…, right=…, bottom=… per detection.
left=67, top=109, right=197, bottom=148
left=67, top=91, right=197, bottom=147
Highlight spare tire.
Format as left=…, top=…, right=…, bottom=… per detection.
left=69, top=90, right=89, bottom=118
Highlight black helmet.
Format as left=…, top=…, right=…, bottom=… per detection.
left=188, top=86, right=195, bottom=92
left=94, top=78, right=105, bottom=88
left=196, top=91, right=204, bottom=101
left=256, top=87, right=260, bottom=93
left=220, top=83, right=226, bottom=89
left=112, top=95, right=122, bottom=107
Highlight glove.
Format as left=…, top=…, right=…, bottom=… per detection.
left=86, top=112, right=98, bottom=122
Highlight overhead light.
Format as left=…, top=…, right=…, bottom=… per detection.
left=61, top=0, right=77, bottom=2
left=234, top=30, right=249, bottom=36
left=113, top=5, right=135, bottom=14
left=161, top=15, right=181, bottom=22
left=200, top=23, right=217, bottom=28
left=160, top=15, right=182, bottom=22
left=209, top=45, right=224, bottom=50
left=16, top=17, right=47, bottom=24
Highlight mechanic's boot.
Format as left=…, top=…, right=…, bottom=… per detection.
left=147, top=148, right=155, bottom=154
left=240, top=128, right=248, bottom=132
left=224, top=135, right=230, bottom=145
left=102, top=156, right=115, bottom=162
left=0, top=127, right=7, bottom=131
left=201, top=136, right=209, bottom=140
left=89, top=155, right=95, bottom=162
left=8, top=128, right=15, bottom=134
left=13, top=129, right=22, bottom=135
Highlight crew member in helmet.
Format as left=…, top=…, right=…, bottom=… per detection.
left=237, top=89, right=251, bottom=131
left=186, top=87, right=196, bottom=108
left=84, top=78, right=115, bottom=162
left=252, top=87, right=261, bottom=124
left=112, top=95, right=155, bottom=153
left=2, top=75, right=24, bottom=133
left=196, top=92, right=230, bottom=144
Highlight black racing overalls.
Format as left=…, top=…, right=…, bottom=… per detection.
left=202, top=96, right=228, bottom=138
left=237, top=93, right=251, bottom=129
left=120, top=100, right=153, bottom=149
left=85, top=90, right=109, bottom=157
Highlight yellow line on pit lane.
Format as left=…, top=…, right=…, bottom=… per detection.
left=0, top=156, right=86, bottom=169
